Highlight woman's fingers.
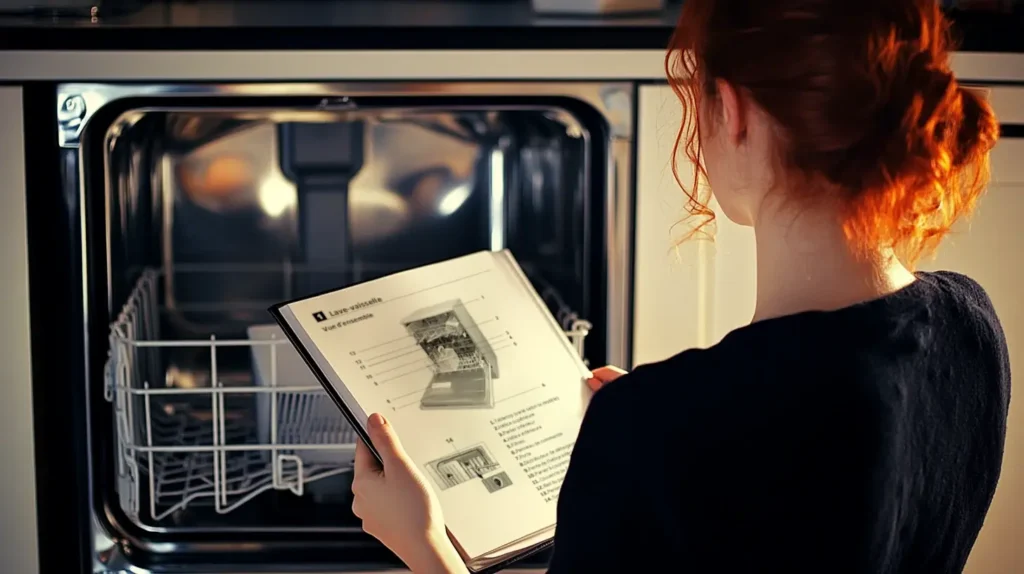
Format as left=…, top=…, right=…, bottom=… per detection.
left=354, top=437, right=381, bottom=475
left=593, top=365, right=628, bottom=381
left=366, top=413, right=408, bottom=469
left=586, top=365, right=628, bottom=392
left=355, top=414, right=406, bottom=476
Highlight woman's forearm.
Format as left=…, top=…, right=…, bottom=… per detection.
left=401, top=529, right=471, bottom=574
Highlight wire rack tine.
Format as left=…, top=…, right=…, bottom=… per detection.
left=271, top=332, right=281, bottom=490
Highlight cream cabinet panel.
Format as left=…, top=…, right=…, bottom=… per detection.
left=632, top=85, right=756, bottom=367
left=0, top=86, right=39, bottom=574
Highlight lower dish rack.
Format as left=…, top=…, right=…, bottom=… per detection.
left=104, top=268, right=592, bottom=524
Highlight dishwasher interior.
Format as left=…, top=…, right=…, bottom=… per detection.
left=78, top=85, right=617, bottom=565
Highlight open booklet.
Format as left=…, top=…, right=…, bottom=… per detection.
left=268, top=249, right=593, bottom=573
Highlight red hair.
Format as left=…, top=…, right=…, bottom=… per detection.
left=665, top=0, right=1000, bottom=265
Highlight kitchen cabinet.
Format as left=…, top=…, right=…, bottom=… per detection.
left=0, top=86, right=37, bottom=574
left=632, top=84, right=757, bottom=366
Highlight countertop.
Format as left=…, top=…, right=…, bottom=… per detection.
left=0, top=0, right=1020, bottom=52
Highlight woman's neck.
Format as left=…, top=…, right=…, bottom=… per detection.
left=750, top=198, right=917, bottom=323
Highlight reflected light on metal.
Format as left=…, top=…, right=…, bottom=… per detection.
left=258, top=175, right=295, bottom=218
left=437, top=183, right=472, bottom=216
left=489, top=149, right=505, bottom=251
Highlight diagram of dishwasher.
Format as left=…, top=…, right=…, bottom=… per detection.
left=401, top=299, right=500, bottom=410
left=425, top=444, right=513, bottom=494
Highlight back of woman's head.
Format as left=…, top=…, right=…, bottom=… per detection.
left=667, top=0, right=1000, bottom=264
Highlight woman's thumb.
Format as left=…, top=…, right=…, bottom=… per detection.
left=366, top=413, right=407, bottom=466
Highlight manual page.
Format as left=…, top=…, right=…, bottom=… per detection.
left=275, top=250, right=592, bottom=562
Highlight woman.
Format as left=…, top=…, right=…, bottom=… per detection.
left=350, top=0, right=1010, bottom=571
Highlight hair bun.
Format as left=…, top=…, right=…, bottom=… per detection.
left=834, top=48, right=991, bottom=200
left=859, top=51, right=960, bottom=192
left=837, top=52, right=1000, bottom=262
left=955, top=86, right=1000, bottom=167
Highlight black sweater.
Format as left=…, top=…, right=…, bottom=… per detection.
left=548, top=271, right=1011, bottom=573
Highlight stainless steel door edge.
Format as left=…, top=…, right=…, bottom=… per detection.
left=56, top=82, right=634, bottom=149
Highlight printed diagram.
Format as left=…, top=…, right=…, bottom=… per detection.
left=402, top=299, right=501, bottom=409
left=425, top=444, right=513, bottom=494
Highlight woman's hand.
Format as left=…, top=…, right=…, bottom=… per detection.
left=352, top=413, right=468, bottom=574
left=586, top=365, right=628, bottom=392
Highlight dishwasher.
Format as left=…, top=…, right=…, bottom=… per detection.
left=31, top=81, right=635, bottom=572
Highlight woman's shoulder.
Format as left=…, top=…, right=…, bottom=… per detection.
left=586, top=347, right=730, bottom=429
left=595, top=322, right=810, bottom=408
left=918, top=268, right=1010, bottom=364
left=917, top=269, right=1000, bottom=315
left=579, top=350, right=718, bottom=454
left=915, top=270, right=1007, bottom=351
left=597, top=348, right=716, bottom=399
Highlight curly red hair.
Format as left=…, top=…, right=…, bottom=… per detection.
left=665, top=0, right=1000, bottom=265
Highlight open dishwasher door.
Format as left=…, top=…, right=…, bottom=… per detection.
left=33, top=81, right=633, bottom=572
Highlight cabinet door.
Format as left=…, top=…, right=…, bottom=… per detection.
left=0, top=87, right=40, bottom=574
left=917, top=92, right=1024, bottom=573
left=632, top=85, right=756, bottom=367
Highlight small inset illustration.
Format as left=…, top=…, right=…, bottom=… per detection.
left=425, top=444, right=513, bottom=494
left=401, top=299, right=500, bottom=410
left=482, top=471, right=513, bottom=493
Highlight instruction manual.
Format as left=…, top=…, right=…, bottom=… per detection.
left=268, top=249, right=592, bottom=573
